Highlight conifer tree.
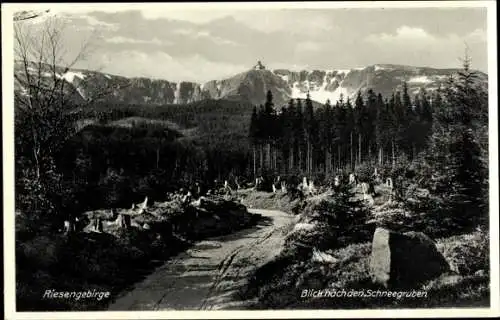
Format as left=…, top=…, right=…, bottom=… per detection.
left=249, top=106, right=259, bottom=178
left=375, top=93, right=387, bottom=166
left=403, top=81, right=418, bottom=158
left=304, top=93, right=316, bottom=174
left=295, top=99, right=305, bottom=173
left=421, top=53, right=487, bottom=229
left=284, top=99, right=296, bottom=171
left=324, top=99, right=334, bottom=173
left=354, top=91, right=365, bottom=165
left=365, top=89, right=378, bottom=162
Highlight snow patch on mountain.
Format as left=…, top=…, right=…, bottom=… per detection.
left=291, top=82, right=302, bottom=98
left=336, top=69, right=351, bottom=75
left=309, top=87, right=349, bottom=104
left=322, top=73, right=329, bottom=90
left=216, top=81, right=222, bottom=97
left=289, top=80, right=351, bottom=104
left=278, top=74, right=289, bottom=82
left=56, top=71, right=86, bottom=83
left=76, top=87, right=86, bottom=100
left=276, top=86, right=290, bottom=98
left=434, top=75, right=449, bottom=81
left=408, top=76, right=433, bottom=84
left=174, top=82, right=181, bottom=104
left=14, top=61, right=486, bottom=109
left=374, top=65, right=394, bottom=72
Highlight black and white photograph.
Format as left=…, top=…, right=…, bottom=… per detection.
left=2, top=1, right=499, bottom=318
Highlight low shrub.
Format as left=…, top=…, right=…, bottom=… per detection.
left=437, top=228, right=489, bottom=276
left=297, top=186, right=373, bottom=250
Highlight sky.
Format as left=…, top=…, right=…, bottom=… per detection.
left=16, top=4, right=489, bottom=83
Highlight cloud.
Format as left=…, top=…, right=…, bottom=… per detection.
left=365, top=26, right=487, bottom=51
left=393, top=26, right=431, bottom=39
left=24, top=7, right=487, bottom=79
left=365, top=26, right=436, bottom=44
left=80, top=14, right=117, bottom=29
left=105, top=36, right=169, bottom=45
left=465, top=28, right=487, bottom=42
left=296, top=41, right=323, bottom=52
left=365, top=25, right=487, bottom=51
left=196, top=31, right=240, bottom=46
left=95, top=50, right=248, bottom=82
left=50, top=6, right=244, bottom=24
left=53, top=13, right=120, bottom=31
left=172, top=28, right=194, bottom=35
left=229, top=11, right=339, bottom=36
left=140, top=9, right=239, bottom=23
left=362, top=25, right=487, bottom=71
left=171, top=28, right=240, bottom=46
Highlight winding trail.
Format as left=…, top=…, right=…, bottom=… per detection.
left=107, top=209, right=295, bottom=311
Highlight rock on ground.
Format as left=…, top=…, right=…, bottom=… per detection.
left=369, top=227, right=450, bottom=288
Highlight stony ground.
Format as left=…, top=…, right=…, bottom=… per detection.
left=15, top=195, right=257, bottom=311
left=107, top=209, right=296, bottom=310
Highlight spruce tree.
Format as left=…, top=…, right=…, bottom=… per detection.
left=354, top=91, right=365, bottom=165
left=304, top=93, right=316, bottom=174
left=365, top=89, right=378, bottom=162
left=421, top=53, right=487, bottom=229
left=324, top=99, right=334, bottom=173
left=403, top=81, right=418, bottom=158
left=249, top=106, right=259, bottom=177
left=282, top=100, right=295, bottom=172
left=295, top=99, right=305, bottom=173
left=375, top=93, right=388, bottom=166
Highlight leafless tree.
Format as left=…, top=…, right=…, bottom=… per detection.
left=14, top=13, right=130, bottom=179
left=13, top=9, right=50, bottom=22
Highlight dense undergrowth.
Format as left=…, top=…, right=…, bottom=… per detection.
left=240, top=183, right=490, bottom=309
left=16, top=196, right=257, bottom=311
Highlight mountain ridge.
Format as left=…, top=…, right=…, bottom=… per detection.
left=14, top=60, right=488, bottom=108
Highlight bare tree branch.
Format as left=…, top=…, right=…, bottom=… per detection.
left=14, top=12, right=134, bottom=180
left=13, top=9, right=50, bottom=22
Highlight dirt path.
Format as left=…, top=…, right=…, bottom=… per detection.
left=107, top=209, right=296, bottom=311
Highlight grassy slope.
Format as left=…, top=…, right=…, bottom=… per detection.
left=239, top=186, right=490, bottom=309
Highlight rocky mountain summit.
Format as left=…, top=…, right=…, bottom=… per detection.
left=14, top=60, right=488, bottom=108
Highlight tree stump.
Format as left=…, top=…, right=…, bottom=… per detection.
left=367, top=182, right=376, bottom=195
left=63, top=220, right=73, bottom=235
left=117, top=214, right=131, bottom=230
left=93, top=218, right=103, bottom=232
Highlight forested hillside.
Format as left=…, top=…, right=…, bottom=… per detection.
left=248, top=56, right=488, bottom=231
left=11, top=8, right=492, bottom=313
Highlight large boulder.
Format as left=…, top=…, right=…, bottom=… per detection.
left=369, top=227, right=450, bottom=288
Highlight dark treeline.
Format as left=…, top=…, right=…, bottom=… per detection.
left=249, top=56, right=488, bottom=231
left=15, top=99, right=254, bottom=221
left=14, top=54, right=487, bottom=233
left=249, top=82, right=435, bottom=178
